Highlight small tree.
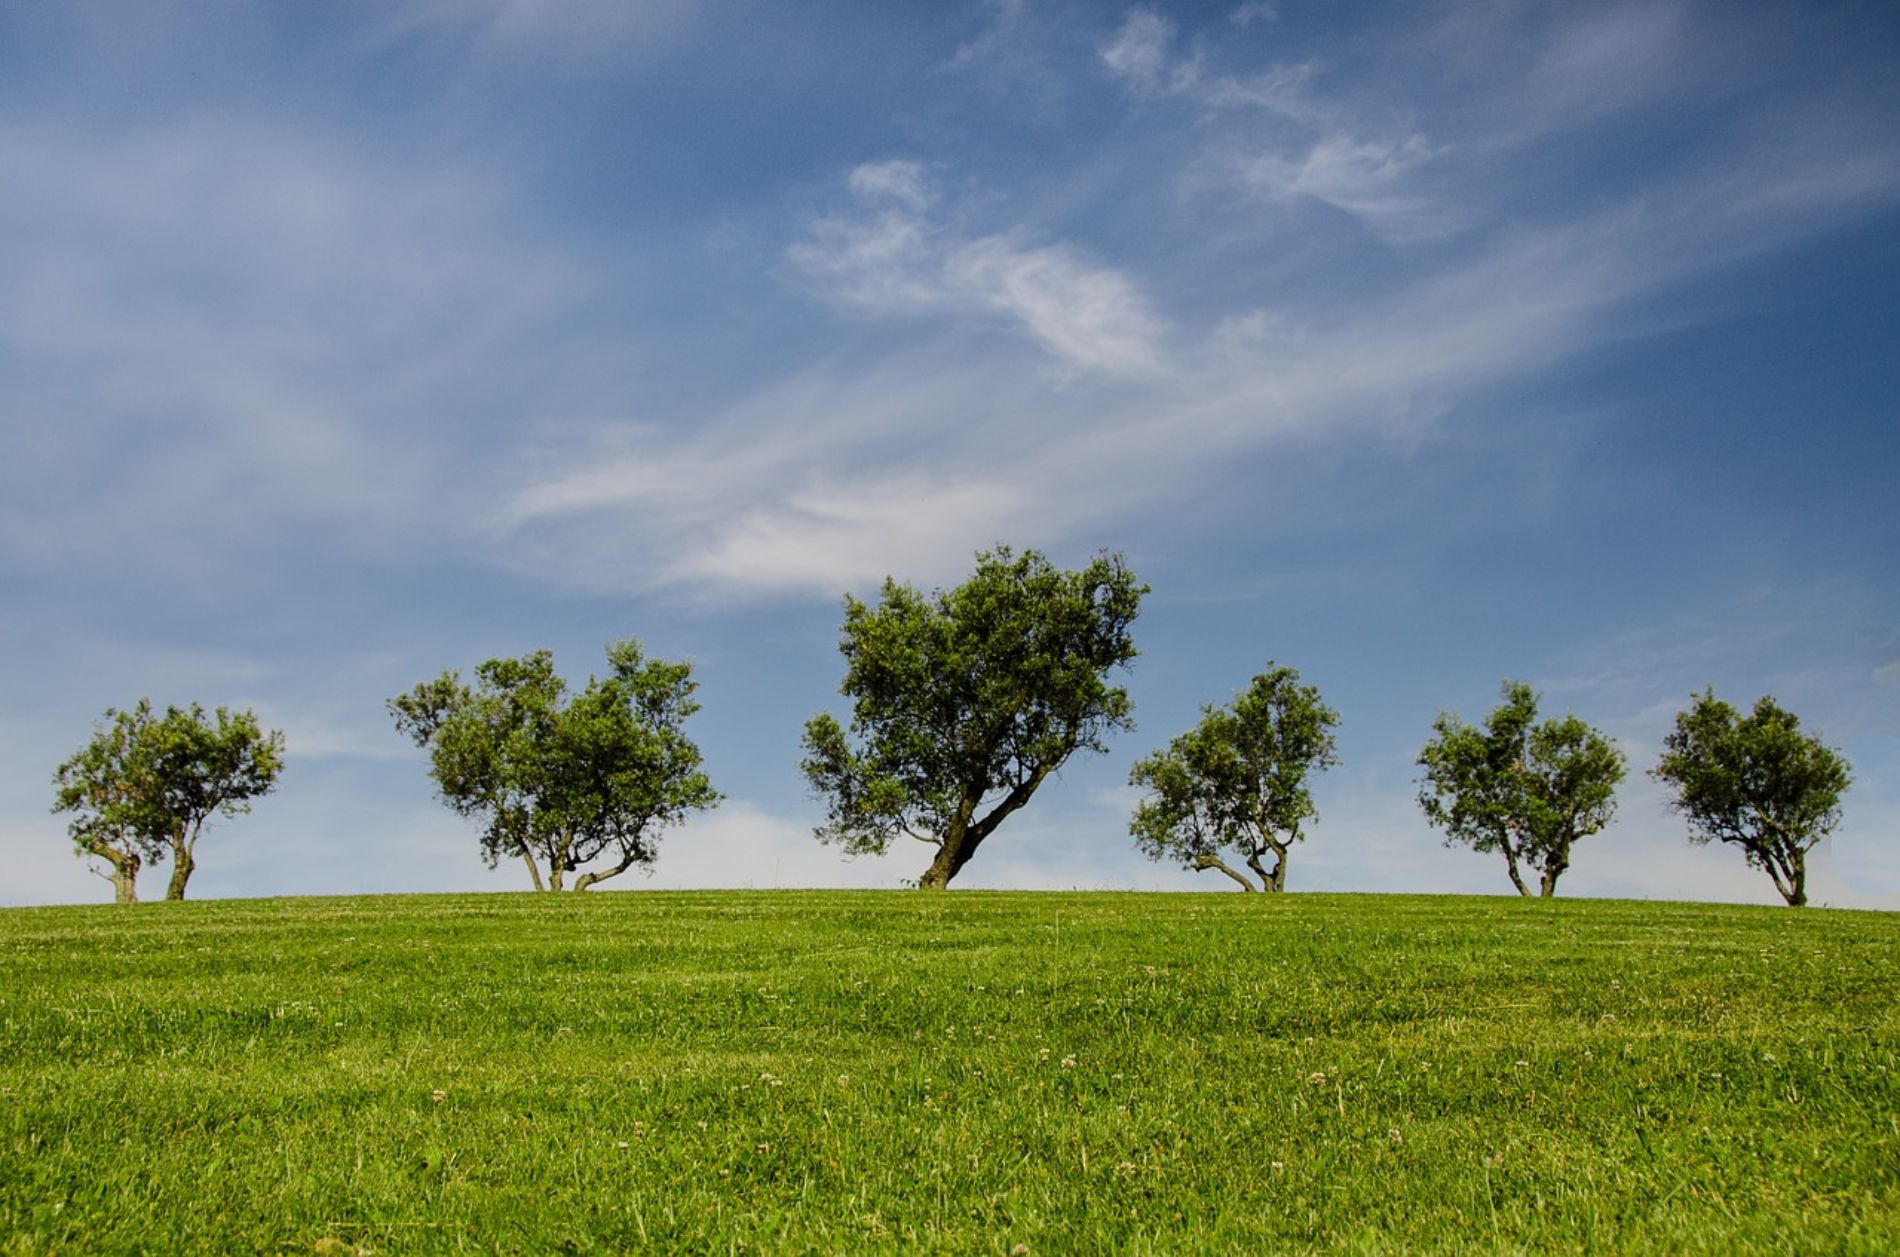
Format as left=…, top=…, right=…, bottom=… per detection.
left=1652, top=690, right=1851, bottom=907
left=1128, top=664, right=1340, bottom=892
left=801, top=545, right=1145, bottom=889
left=52, top=700, right=284, bottom=902
left=390, top=638, right=720, bottom=891
left=1416, top=681, right=1624, bottom=897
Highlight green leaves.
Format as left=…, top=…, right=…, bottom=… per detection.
left=51, top=699, right=284, bottom=901
left=801, top=545, right=1146, bottom=887
left=1129, top=664, right=1340, bottom=891
left=390, top=639, right=720, bottom=890
left=1652, top=691, right=1850, bottom=906
left=1416, top=681, right=1625, bottom=896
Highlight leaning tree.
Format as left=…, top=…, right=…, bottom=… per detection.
left=1416, top=680, right=1624, bottom=897
left=801, top=545, right=1146, bottom=889
left=1129, top=663, right=1339, bottom=892
left=390, top=638, right=720, bottom=891
left=1651, top=690, right=1851, bottom=907
left=52, top=699, right=284, bottom=902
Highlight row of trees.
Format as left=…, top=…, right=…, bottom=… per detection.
left=1412, top=681, right=1851, bottom=906
left=53, top=547, right=1854, bottom=907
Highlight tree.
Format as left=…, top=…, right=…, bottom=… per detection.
left=390, top=639, right=720, bottom=891
left=52, top=700, right=284, bottom=902
left=801, top=545, right=1146, bottom=889
left=1128, top=664, right=1340, bottom=892
left=1416, top=681, right=1624, bottom=897
left=1651, top=690, right=1851, bottom=907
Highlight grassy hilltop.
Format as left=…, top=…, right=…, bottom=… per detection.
left=1, top=891, right=1895, bottom=1253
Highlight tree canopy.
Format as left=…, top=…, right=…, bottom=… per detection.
left=389, top=638, right=720, bottom=891
left=1416, top=681, right=1624, bottom=897
left=1651, top=690, right=1850, bottom=907
left=52, top=700, right=284, bottom=902
left=801, top=545, right=1145, bottom=888
left=1129, top=664, right=1339, bottom=892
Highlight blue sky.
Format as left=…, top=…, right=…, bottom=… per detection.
left=3, top=0, right=1896, bottom=907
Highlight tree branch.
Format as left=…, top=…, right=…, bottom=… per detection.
left=1193, top=852, right=1258, bottom=891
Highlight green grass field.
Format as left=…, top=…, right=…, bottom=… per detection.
left=1, top=891, right=1895, bottom=1254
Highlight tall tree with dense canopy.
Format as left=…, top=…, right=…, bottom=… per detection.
left=1416, top=681, right=1625, bottom=897
left=1129, top=664, right=1339, bottom=892
left=801, top=545, right=1146, bottom=889
left=52, top=699, right=284, bottom=902
left=390, top=639, right=719, bottom=891
left=1652, top=690, right=1851, bottom=907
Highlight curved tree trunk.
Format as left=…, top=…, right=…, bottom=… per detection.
left=1497, top=835, right=1527, bottom=896
left=573, top=850, right=641, bottom=892
left=1782, top=848, right=1807, bottom=907
left=518, top=845, right=547, bottom=892
left=1193, top=852, right=1257, bottom=891
left=90, top=843, right=140, bottom=904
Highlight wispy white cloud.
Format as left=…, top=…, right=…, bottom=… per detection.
left=1101, top=5, right=1452, bottom=238
left=1236, top=131, right=1454, bottom=240
left=790, top=161, right=1169, bottom=377
left=1100, top=7, right=1185, bottom=95
left=499, top=95, right=1900, bottom=603
left=847, top=158, right=934, bottom=210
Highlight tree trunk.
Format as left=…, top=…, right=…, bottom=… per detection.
left=918, top=835, right=972, bottom=889
left=1245, top=841, right=1288, bottom=893
left=573, top=853, right=639, bottom=892
left=1501, top=843, right=1529, bottom=898
left=1538, top=848, right=1568, bottom=898
left=519, top=846, right=546, bottom=892
left=916, top=769, right=1049, bottom=889
left=1782, top=848, right=1807, bottom=907
left=1193, top=852, right=1257, bottom=891
left=1751, top=841, right=1803, bottom=906
left=547, top=863, right=565, bottom=893
left=164, top=842, right=195, bottom=901
left=91, top=843, right=140, bottom=904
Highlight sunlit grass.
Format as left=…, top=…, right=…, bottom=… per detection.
left=1, top=891, right=1895, bottom=1253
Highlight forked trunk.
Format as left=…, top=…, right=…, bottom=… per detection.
left=1538, top=850, right=1568, bottom=898
left=93, top=844, right=141, bottom=904
left=914, top=769, right=1051, bottom=889
left=1782, top=849, right=1807, bottom=907
left=1246, top=841, right=1288, bottom=893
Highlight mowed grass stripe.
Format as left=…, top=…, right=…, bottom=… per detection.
left=1, top=892, right=1895, bottom=1253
